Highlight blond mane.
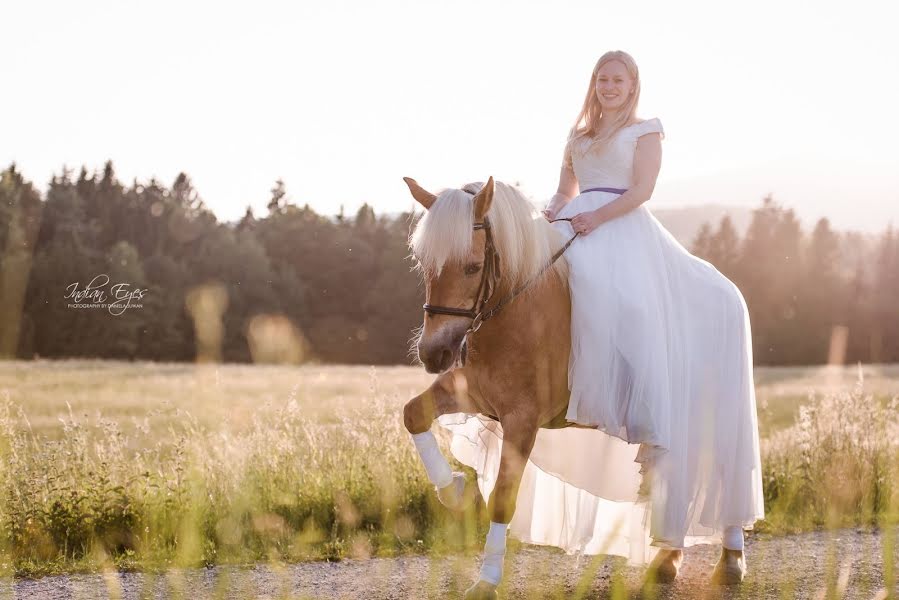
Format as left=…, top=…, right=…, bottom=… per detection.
left=409, top=181, right=569, bottom=290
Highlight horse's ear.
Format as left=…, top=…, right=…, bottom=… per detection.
left=403, top=177, right=437, bottom=210
left=473, top=176, right=494, bottom=222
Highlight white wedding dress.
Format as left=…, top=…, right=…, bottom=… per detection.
left=438, top=118, right=765, bottom=564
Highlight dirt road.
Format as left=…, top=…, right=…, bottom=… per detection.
left=3, top=528, right=896, bottom=599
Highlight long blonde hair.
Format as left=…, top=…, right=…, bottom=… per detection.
left=565, top=50, right=642, bottom=161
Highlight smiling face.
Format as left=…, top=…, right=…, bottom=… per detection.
left=594, top=59, right=634, bottom=112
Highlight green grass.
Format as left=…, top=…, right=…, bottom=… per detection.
left=0, top=360, right=897, bottom=580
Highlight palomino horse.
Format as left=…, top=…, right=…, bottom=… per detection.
left=402, top=176, right=577, bottom=599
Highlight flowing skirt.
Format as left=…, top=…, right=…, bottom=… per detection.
left=438, top=190, right=765, bottom=564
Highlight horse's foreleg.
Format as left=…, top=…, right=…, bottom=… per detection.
left=466, top=412, right=538, bottom=598
left=404, top=369, right=476, bottom=509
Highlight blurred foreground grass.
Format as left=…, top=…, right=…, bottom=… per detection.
left=0, top=360, right=897, bottom=581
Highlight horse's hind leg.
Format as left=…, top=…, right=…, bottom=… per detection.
left=404, top=368, right=477, bottom=510
left=465, top=412, right=538, bottom=600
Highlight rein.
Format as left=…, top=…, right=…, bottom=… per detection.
left=469, top=217, right=578, bottom=331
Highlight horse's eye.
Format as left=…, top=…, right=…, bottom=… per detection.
left=464, top=263, right=482, bottom=276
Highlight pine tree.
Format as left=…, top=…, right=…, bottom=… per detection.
left=0, top=165, right=42, bottom=357
left=268, top=179, right=287, bottom=214
left=737, top=195, right=806, bottom=364
left=237, top=206, right=256, bottom=233
left=691, top=222, right=713, bottom=259
left=799, top=218, right=845, bottom=362
left=708, top=215, right=740, bottom=279
left=871, top=227, right=899, bottom=362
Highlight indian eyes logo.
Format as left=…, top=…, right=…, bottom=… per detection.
left=64, top=274, right=148, bottom=316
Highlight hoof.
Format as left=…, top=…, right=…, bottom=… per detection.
left=644, top=548, right=683, bottom=584
left=463, top=580, right=498, bottom=600
left=711, top=548, right=746, bottom=585
left=437, top=472, right=474, bottom=511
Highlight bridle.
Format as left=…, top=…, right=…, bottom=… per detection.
left=421, top=202, right=580, bottom=364
left=421, top=216, right=500, bottom=333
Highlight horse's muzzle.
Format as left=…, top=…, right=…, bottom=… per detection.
left=418, top=331, right=465, bottom=374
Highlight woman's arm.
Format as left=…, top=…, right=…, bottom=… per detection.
left=542, top=165, right=579, bottom=219
left=569, top=132, right=662, bottom=234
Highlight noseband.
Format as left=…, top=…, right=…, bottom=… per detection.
left=422, top=200, right=579, bottom=363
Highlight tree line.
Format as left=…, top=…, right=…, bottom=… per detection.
left=0, top=162, right=896, bottom=365
left=691, top=199, right=897, bottom=365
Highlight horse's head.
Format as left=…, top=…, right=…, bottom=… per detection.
left=404, top=176, right=497, bottom=373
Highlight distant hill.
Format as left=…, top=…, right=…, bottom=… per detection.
left=649, top=160, right=897, bottom=234
left=651, top=204, right=754, bottom=248
left=385, top=197, right=880, bottom=252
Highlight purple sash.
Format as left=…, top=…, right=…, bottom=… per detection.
left=581, top=186, right=627, bottom=195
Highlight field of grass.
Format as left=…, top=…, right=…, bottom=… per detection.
left=4, top=360, right=898, bottom=441
left=0, top=360, right=897, bottom=584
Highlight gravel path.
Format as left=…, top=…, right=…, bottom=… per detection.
left=3, top=528, right=896, bottom=599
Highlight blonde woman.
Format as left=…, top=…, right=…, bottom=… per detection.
left=542, top=50, right=765, bottom=584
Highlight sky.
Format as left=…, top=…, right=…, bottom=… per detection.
left=3, top=0, right=897, bottom=231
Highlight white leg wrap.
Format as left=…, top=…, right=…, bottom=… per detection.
left=411, top=431, right=453, bottom=489
left=723, top=525, right=744, bottom=551
left=479, top=521, right=508, bottom=585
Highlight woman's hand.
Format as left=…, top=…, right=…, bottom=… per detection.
left=570, top=209, right=603, bottom=235
left=543, top=192, right=570, bottom=222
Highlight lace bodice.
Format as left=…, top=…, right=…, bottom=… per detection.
left=563, top=118, right=665, bottom=191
